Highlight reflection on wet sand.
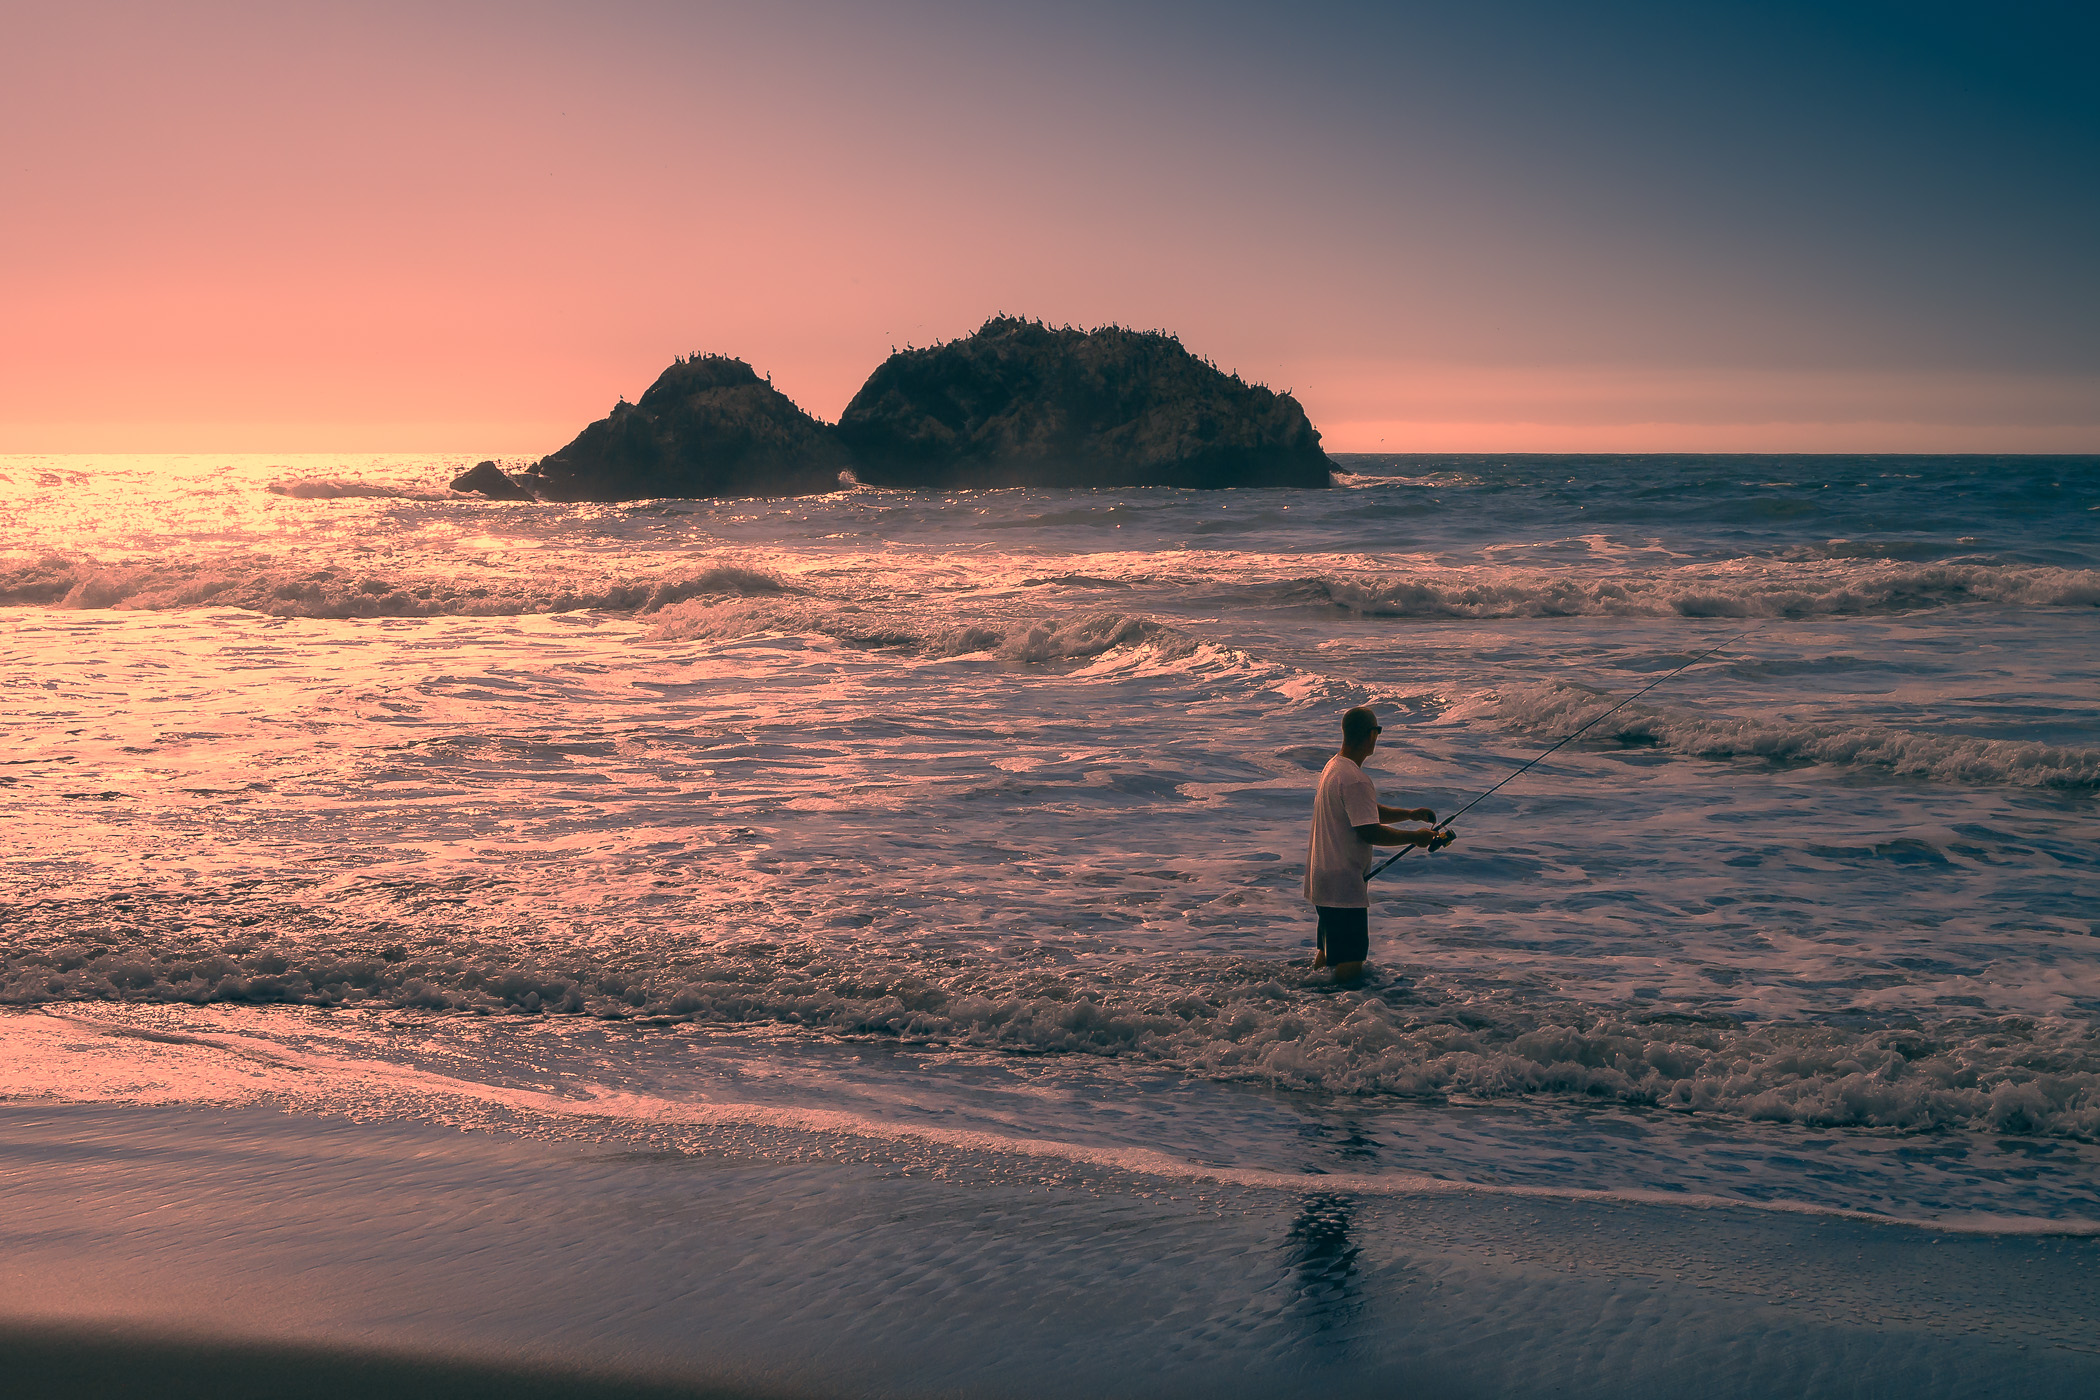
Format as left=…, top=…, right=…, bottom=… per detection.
left=1285, top=1193, right=1362, bottom=1339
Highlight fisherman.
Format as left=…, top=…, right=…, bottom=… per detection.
left=1305, top=705, right=1453, bottom=981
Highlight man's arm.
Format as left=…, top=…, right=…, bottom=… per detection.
left=1353, top=821, right=1454, bottom=849
left=1348, top=781, right=1450, bottom=849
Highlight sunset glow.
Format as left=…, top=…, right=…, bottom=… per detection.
left=5, top=6, right=2097, bottom=1398
left=6, top=2, right=2094, bottom=453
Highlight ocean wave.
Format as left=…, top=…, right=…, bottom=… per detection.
left=1260, top=562, right=2100, bottom=618
left=1019, top=573, right=1136, bottom=589
left=29, top=1011, right=2093, bottom=1235
left=1330, top=468, right=1483, bottom=490
left=8, top=937, right=2096, bottom=1141
left=1764, top=539, right=1988, bottom=564
left=1488, top=682, right=2100, bottom=790
left=265, top=478, right=452, bottom=501
left=0, top=553, right=791, bottom=617
left=650, top=598, right=1217, bottom=666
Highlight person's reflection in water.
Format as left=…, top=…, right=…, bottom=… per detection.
left=1284, top=1193, right=1362, bottom=1338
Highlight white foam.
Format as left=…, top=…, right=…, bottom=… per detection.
left=650, top=598, right=1229, bottom=669
left=0, top=555, right=791, bottom=617
left=10, top=1009, right=2094, bottom=1237
left=1486, top=681, right=2100, bottom=789
left=265, top=478, right=451, bottom=501
left=10, top=938, right=2098, bottom=1142
left=1265, top=561, right=2100, bottom=618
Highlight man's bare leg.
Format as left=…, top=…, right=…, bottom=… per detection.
left=1330, top=960, right=1365, bottom=982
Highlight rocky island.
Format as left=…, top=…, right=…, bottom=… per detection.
left=837, top=317, right=1334, bottom=490
left=465, top=355, right=850, bottom=503
left=452, top=320, right=1335, bottom=500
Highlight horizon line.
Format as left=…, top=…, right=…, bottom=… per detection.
left=6, top=445, right=2097, bottom=460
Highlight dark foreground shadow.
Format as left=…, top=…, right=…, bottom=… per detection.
left=0, top=1323, right=804, bottom=1400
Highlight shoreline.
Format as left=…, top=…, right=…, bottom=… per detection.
left=6, top=1096, right=2095, bottom=1399
left=12, top=1005, right=2099, bottom=1238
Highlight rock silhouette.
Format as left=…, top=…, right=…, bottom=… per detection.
left=836, top=317, right=1333, bottom=490
left=448, top=461, right=536, bottom=500
left=508, top=321, right=1335, bottom=500
left=515, top=356, right=850, bottom=502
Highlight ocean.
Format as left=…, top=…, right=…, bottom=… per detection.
left=3, top=452, right=2097, bottom=1395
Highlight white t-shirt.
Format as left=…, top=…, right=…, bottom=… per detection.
left=1304, top=754, right=1381, bottom=908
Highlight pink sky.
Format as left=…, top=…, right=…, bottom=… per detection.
left=5, top=2, right=2094, bottom=455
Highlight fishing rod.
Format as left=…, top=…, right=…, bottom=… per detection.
left=1366, top=620, right=1765, bottom=881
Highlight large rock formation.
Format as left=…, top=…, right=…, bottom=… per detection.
left=835, top=317, right=1333, bottom=490
left=485, top=322, right=1337, bottom=501
left=514, top=356, right=851, bottom=502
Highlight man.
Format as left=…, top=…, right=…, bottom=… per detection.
left=1304, top=705, right=1453, bottom=981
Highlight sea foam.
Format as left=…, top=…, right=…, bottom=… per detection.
left=8, top=935, right=2097, bottom=1142
left=0, top=554, right=792, bottom=617
left=650, top=598, right=1224, bottom=667
left=1486, top=682, right=2100, bottom=790
left=1261, top=562, right=2100, bottom=619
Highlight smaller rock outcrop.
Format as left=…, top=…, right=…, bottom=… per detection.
left=836, top=317, right=1334, bottom=490
left=449, top=461, right=536, bottom=500
left=515, top=356, right=850, bottom=502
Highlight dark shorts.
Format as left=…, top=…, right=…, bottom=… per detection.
left=1314, top=906, right=1369, bottom=964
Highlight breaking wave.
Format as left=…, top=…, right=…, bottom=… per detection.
left=650, top=598, right=1220, bottom=666
left=1487, top=682, right=2100, bottom=790
left=264, top=478, right=452, bottom=501
left=0, top=554, right=791, bottom=617
left=7, top=936, right=2096, bottom=1142
left=1260, top=562, right=2100, bottom=619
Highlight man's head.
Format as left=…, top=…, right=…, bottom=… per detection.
left=1341, top=705, right=1381, bottom=758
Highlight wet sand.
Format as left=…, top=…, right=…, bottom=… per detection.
left=4, top=1098, right=2093, bottom=1400
left=0, top=1324, right=778, bottom=1400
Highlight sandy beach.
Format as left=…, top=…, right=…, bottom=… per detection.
left=5, top=1007, right=2096, bottom=1399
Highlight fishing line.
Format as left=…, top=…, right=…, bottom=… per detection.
left=1367, top=620, right=1766, bottom=881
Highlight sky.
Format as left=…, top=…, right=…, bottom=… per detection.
left=4, top=0, right=2096, bottom=454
